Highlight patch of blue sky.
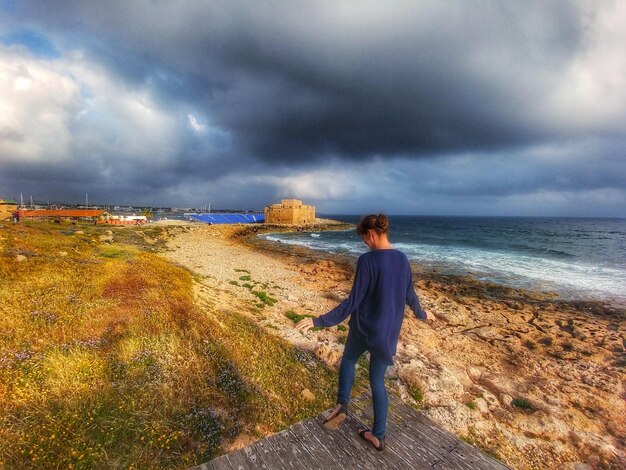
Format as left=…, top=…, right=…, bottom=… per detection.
left=0, top=28, right=60, bottom=58
left=0, top=0, right=17, bottom=13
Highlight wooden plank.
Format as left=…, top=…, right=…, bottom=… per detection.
left=262, top=431, right=301, bottom=469
left=287, top=420, right=343, bottom=468
left=240, top=443, right=268, bottom=469
left=299, top=416, right=359, bottom=468
left=200, top=453, right=236, bottom=470
left=391, top=403, right=509, bottom=469
left=223, top=451, right=250, bottom=470
left=306, top=414, right=400, bottom=470
left=318, top=413, right=403, bottom=469
left=348, top=398, right=457, bottom=469
left=388, top=407, right=494, bottom=470
left=349, top=395, right=507, bottom=470
left=300, top=417, right=367, bottom=469
left=195, top=393, right=512, bottom=470
left=341, top=411, right=429, bottom=469
left=245, top=438, right=276, bottom=469
left=384, top=402, right=476, bottom=468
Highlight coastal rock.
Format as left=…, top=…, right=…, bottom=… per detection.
left=422, top=402, right=473, bottom=435
left=481, top=390, right=501, bottom=411
left=466, top=367, right=482, bottom=382
left=315, top=344, right=342, bottom=366
left=434, top=304, right=470, bottom=325
left=99, top=234, right=113, bottom=243
left=300, top=388, right=316, bottom=402
left=474, top=398, right=491, bottom=415
left=481, top=374, right=515, bottom=396
left=15, top=255, right=26, bottom=262
left=398, top=362, right=465, bottom=406
left=385, top=365, right=398, bottom=379
left=499, top=393, right=513, bottom=407
left=74, top=231, right=84, bottom=235
left=562, top=463, right=592, bottom=470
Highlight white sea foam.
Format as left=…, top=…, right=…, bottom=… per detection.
left=394, top=242, right=626, bottom=302
left=260, top=233, right=626, bottom=302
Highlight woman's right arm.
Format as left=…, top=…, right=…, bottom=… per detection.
left=312, top=256, right=371, bottom=328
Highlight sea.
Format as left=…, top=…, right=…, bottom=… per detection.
left=259, top=216, right=626, bottom=306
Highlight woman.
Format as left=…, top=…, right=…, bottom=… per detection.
left=296, top=213, right=431, bottom=451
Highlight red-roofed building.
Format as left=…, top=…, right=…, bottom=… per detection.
left=14, top=209, right=106, bottom=222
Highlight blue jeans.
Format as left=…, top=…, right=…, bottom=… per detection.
left=337, top=332, right=389, bottom=439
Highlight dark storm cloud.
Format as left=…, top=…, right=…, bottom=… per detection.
left=2, top=1, right=625, bottom=215
left=10, top=0, right=596, bottom=163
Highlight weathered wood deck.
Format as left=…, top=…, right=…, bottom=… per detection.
left=191, top=394, right=511, bottom=469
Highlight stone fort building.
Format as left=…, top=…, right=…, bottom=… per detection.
left=264, top=199, right=315, bottom=224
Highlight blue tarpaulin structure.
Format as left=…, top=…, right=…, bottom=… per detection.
left=188, top=213, right=264, bottom=224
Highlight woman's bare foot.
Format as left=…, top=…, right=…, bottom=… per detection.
left=358, top=428, right=385, bottom=451
left=323, top=403, right=347, bottom=430
left=360, top=429, right=379, bottom=447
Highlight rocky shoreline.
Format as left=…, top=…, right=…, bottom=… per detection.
left=163, top=222, right=625, bottom=469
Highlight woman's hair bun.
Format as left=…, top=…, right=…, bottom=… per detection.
left=374, top=213, right=388, bottom=230
left=356, top=213, right=389, bottom=235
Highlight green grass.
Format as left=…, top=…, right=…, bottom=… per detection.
left=99, top=244, right=136, bottom=259
left=284, top=311, right=315, bottom=323
left=251, top=291, right=277, bottom=306
left=337, top=325, right=347, bottom=332
left=238, top=275, right=251, bottom=281
left=0, top=221, right=348, bottom=468
left=408, top=383, right=424, bottom=408
left=284, top=311, right=322, bottom=331
left=466, top=401, right=477, bottom=410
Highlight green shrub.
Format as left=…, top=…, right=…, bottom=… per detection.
left=512, top=397, right=533, bottom=410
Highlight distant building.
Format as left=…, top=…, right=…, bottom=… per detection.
left=0, top=199, right=18, bottom=221
left=14, top=209, right=105, bottom=223
left=100, top=212, right=148, bottom=225
left=264, top=199, right=315, bottom=224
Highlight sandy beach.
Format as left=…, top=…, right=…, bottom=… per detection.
left=163, top=221, right=625, bottom=470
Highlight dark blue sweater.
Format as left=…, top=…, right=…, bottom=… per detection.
left=313, top=249, right=427, bottom=364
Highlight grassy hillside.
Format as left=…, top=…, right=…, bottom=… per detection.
left=0, top=222, right=342, bottom=468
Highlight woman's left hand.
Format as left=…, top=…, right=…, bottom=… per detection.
left=296, top=318, right=315, bottom=332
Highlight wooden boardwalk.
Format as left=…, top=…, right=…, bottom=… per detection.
left=191, top=394, right=510, bottom=470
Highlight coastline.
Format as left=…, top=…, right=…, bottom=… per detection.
left=164, top=222, right=625, bottom=469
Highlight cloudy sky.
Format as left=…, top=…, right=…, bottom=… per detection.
left=1, top=1, right=625, bottom=216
